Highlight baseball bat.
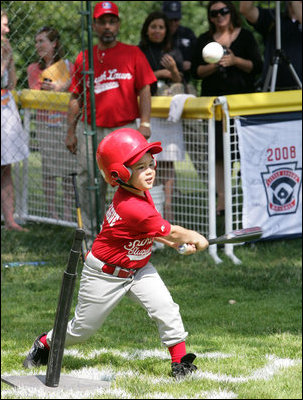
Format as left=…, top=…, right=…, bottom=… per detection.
left=71, top=173, right=87, bottom=261
left=178, top=227, right=263, bottom=254
left=45, top=228, right=85, bottom=387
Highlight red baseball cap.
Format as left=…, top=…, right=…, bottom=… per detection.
left=93, top=1, right=119, bottom=19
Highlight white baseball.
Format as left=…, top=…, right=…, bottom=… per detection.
left=202, top=42, right=224, bottom=64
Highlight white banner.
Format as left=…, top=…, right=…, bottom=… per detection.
left=236, top=113, right=302, bottom=239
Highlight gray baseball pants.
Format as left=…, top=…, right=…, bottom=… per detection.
left=46, top=252, right=188, bottom=348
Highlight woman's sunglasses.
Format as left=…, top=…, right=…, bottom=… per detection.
left=210, top=7, right=230, bottom=18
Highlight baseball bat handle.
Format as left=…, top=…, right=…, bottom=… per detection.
left=76, top=208, right=83, bottom=229
left=178, top=227, right=262, bottom=254
left=71, top=173, right=88, bottom=261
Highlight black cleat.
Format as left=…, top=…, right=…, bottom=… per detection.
left=171, top=353, right=197, bottom=380
left=23, top=332, right=49, bottom=369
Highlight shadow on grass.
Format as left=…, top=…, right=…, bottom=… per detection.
left=1, top=222, right=77, bottom=263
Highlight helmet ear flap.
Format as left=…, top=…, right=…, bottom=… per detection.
left=110, top=163, right=132, bottom=184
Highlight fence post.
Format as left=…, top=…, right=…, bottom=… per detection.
left=21, top=107, right=30, bottom=220
left=218, top=96, right=242, bottom=265
left=86, top=1, right=102, bottom=234
left=208, top=109, right=222, bottom=264
left=79, top=1, right=102, bottom=236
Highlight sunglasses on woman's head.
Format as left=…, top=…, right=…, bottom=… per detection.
left=210, top=7, right=230, bottom=18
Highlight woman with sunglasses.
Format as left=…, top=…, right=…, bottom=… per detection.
left=191, top=1, right=263, bottom=216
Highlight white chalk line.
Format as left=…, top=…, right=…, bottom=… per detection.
left=2, top=351, right=301, bottom=399
left=1, top=387, right=109, bottom=400
left=192, top=354, right=301, bottom=383
left=1, top=376, right=238, bottom=400
left=1, top=363, right=238, bottom=399
left=1, top=387, right=238, bottom=400
left=63, top=348, right=232, bottom=361
left=201, top=389, right=238, bottom=399
left=15, top=347, right=232, bottom=361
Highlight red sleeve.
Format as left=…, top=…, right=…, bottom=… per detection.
left=134, top=47, right=157, bottom=92
left=124, top=201, right=171, bottom=238
left=139, top=213, right=171, bottom=237
left=69, top=52, right=84, bottom=95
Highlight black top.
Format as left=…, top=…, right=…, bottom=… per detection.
left=139, top=42, right=184, bottom=95
left=191, top=28, right=263, bottom=96
left=172, top=25, right=197, bottom=83
left=172, top=25, right=197, bottom=62
left=250, top=7, right=302, bottom=90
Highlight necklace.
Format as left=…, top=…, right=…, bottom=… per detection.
left=97, top=47, right=106, bottom=64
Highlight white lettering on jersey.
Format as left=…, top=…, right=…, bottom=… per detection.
left=106, top=203, right=122, bottom=227
left=93, top=69, right=133, bottom=94
left=124, top=238, right=153, bottom=261
left=107, top=69, right=132, bottom=80
left=95, top=81, right=119, bottom=94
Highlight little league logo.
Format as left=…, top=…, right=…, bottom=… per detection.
left=261, top=162, right=302, bottom=216
left=102, top=2, right=112, bottom=9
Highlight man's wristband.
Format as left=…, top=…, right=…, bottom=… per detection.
left=140, top=122, right=151, bottom=128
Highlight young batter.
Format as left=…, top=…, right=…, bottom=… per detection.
left=23, top=128, right=209, bottom=379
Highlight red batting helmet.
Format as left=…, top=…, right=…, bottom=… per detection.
left=96, top=128, right=162, bottom=187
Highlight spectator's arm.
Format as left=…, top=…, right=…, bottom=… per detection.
left=239, top=1, right=259, bottom=24
left=65, top=92, right=83, bottom=154
left=196, top=63, right=218, bottom=79
left=138, top=84, right=151, bottom=140
left=160, top=54, right=182, bottom=83
left=233, top=57, right=253, bottom=74
left=154, top=69, right=172, bottom=80
left=219, top=49, right=254, bottom=74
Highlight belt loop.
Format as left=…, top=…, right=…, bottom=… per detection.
left=112, top=266, right=121, bottom=277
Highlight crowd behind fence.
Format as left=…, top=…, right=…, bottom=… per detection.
left=2, top=1, right=302, bottom=264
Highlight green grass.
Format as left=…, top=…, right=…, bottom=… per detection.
left=1, top=224, right=302, bottom=399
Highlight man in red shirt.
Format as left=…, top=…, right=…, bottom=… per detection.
left=23, top=128, right=209, bottom=379
left=65, top=1, right=156, bottom=238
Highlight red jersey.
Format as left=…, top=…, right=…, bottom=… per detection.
left=91, top=187, right=171, bottom=269
left=70, top=42, right=157, bottom=127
